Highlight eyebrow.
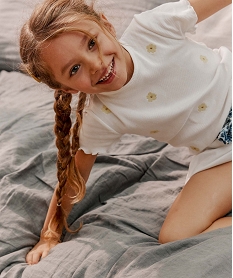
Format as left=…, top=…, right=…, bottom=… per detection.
left=60, top=33, right=88, bottom=76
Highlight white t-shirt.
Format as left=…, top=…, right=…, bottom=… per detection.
left=80, top=0, right=232, bottom=177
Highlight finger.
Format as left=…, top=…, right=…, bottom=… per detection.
left=31, top=252, right=42, bottom=265
left=26, top=251, right=33, bottom=265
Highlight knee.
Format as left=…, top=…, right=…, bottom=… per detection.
left=158, top=224, right=185, bottom=244
left=158, top=228, right=173, bottom=244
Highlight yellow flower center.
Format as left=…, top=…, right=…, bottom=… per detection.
left=147, top=92, right=157, bottom=102
left=147, top=44, right=156, bottom=53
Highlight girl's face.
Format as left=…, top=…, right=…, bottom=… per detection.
left=41, top=16, right=134, bottom=94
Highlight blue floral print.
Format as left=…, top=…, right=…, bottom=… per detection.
left=217, top=107, right=232, bottom=144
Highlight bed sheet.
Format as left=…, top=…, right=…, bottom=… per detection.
left=0, top=71, right=232, bottom=277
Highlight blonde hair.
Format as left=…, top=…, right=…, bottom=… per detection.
left=20, top=0, right=109, bottom=241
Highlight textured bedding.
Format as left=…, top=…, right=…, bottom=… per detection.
left=0, top=71, right=232, bottom=277
left=0, top=0, right=232, bottom=277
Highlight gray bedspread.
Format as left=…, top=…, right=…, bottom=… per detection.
left=0, top=70, right=231, bottom=277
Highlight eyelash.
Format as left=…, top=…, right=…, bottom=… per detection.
left=69, top=37, right=97, bottom=77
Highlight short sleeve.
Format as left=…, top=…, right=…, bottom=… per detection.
left=79, top=109, right=121, bottom=155
left=133, top=0, right=198, bottom=39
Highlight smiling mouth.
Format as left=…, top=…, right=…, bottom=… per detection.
left=97, top=58, right=115, bottom=84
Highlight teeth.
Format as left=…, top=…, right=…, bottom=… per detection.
left=99, top=60, right=114, bottom=82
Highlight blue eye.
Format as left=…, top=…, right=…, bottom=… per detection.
left=89, top=38, right=96, bottom=50
left=70, top=64, right=80, bottom=76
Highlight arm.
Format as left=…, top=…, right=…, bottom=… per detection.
left=26, top=150, right=97, bottom=265
left=189, top=0, right=232, bottom=23
left=42, top=150, right=97, bottom=233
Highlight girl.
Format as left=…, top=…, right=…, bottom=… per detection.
left=20, top=0, right=232, bottom=265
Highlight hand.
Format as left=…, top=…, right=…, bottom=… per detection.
left=26, top=238, right=59, bottom=265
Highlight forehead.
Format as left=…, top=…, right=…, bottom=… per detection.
left=51, top=19, right=103, bottom=42
left=44, top=18, right=105, bottom=49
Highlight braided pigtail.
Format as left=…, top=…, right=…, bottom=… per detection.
left=43, top=90, right=86, bottom=242
left=71, top=92, right=87, bottom=157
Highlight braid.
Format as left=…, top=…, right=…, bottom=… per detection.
left=54, top=90, right=72, bottom=206
left=71, top=92, right=87, bottom=156
left=43, top=90, right=72, bottom=241
left=44, top=90, right=87, bottom=241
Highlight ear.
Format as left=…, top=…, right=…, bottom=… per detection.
left=100, top=14, right=116, bottom=38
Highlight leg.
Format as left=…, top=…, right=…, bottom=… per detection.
left=159, top=162, right=232, bottom=244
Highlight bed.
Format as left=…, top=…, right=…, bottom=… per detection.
left=0, top=0, right=232, bottom=277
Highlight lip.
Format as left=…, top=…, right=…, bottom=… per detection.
left=97, top=58, right=115, bottom=85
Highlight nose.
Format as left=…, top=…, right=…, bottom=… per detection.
left=88, top=55, right=103, bottom=75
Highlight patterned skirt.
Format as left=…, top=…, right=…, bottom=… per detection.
left=217, top=107, right=232, bottom=144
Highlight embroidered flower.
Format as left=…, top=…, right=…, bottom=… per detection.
left=147, top=92, right=157, bottom=102
left=200, top=55, right=208, bottom=63
left=150, top=130, right=159, bottom=134
left=101, top=105, right=111, bottom=114
left=198, top=103, right=207, bottom=112
left=190, top=146, right=200, bottom=152
left=146, top=44, right=156, bottom=53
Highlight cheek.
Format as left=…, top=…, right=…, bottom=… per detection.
left=71, top=74, right=91, bottom=91
left=101, top=37, right=119, bottom=55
